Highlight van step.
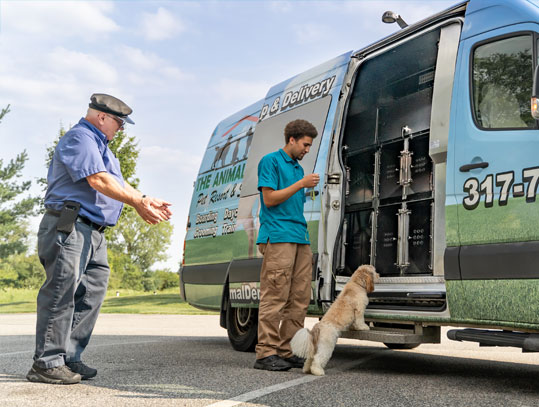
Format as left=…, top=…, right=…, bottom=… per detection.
left=341, top=325, right=440, bottom=344
left=447, top=329, right=539, bottom=352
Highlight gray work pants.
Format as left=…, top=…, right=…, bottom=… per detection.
left=33, top=213, right=110, bottom=368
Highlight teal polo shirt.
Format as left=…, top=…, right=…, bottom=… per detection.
left=257, top=149, right=309, bottom=245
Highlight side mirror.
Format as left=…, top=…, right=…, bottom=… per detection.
left=531, top=65, right=539, bottom=119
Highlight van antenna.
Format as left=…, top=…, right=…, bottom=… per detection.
left=382, top=11, right=408, bottom=29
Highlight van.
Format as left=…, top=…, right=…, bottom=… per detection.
left=180, top=0, right=539, bottom=353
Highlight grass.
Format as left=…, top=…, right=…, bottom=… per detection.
left=0, top=288, right=218, bottom=315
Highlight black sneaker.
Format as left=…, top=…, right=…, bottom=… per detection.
left=26, top=363, right=81, bottom=384
left=254, top=355, right=292, bottom=371
left=284, top=355, right=305, bottom=368
left=66, top=361, right=97, bottom=380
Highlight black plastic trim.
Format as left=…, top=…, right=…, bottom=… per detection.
left=444, top=246, right=461, bottom=280
left=228, top=258, right=263, bottom=283
left=182, top=262, right=229, bottom=284
left=460, top=241, right=539, bottom=279
left=179, top=265, right=186, bottom=301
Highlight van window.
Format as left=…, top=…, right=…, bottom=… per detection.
left=472, top=34, right=534, bottom=129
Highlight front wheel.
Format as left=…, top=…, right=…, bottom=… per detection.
left=226, top=299, right=258, bottom=352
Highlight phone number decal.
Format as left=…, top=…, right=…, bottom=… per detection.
left=463, top=167, right=539, bottom=210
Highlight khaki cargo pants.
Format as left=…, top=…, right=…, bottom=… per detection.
left=256, top=242, right=312, bottom=359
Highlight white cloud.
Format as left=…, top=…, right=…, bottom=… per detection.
left=119, top=46, right=158, bottom=71
left=2, top=1, right=119, bottom=39
left=48, top=48, right=118, bottom=84
left=0, top=45, right=120, bottom=116
left=141, top=7, right=185, bottom=41
left=118, top=45, right=191, bottom=85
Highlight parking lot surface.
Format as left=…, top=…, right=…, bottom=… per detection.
left=2, top=314, right=539, bottom=407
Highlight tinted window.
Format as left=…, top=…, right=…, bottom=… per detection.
left=472, top=35, right=534, bottom=129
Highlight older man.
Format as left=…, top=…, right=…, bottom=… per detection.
left=27, top=93, right=172, bottom=384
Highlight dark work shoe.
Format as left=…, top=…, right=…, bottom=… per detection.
left=26, top=363, right=81, bottom=384
left=284, top=356, right=305, bottom=368
left=66, top=361, right=97, bottom=380
left=254, top=355, right=292, bottom=371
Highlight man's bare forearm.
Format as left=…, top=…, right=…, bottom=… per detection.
left=262, top=181, right=303, bottom=207
left=87, top=172, right=172, bottom=224
left=261, top=173, right=319, bottom=207
left=86, top=172, right=140, bottom=207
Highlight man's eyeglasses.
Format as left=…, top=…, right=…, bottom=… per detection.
left=105, top=114, right=126, bottom=128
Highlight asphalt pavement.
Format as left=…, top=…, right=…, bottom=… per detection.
left=1, top=314, right=539, bottom=407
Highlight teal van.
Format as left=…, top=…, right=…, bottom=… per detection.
left=181, top=0, right=539, bottom=353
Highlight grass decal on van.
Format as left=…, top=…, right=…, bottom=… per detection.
left=184, top=220, right=319, bottom=266
left=447, top=279, right=539, bottom=327
left=446, top=196, right=539, bottom=246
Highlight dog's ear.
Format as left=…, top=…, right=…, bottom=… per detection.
left=352, top=267, right=366, bottom=289
left=365, top=272, right=374, bottom=293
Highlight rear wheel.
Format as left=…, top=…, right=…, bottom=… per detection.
left=383, top=343, right=420, bottom=350
left=226, top=299, right=258, bottom=352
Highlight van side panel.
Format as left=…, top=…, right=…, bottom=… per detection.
left=184, top=102, right=263, bottom=267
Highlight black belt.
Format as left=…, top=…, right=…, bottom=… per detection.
left=45, top=209, right=108, bottom=233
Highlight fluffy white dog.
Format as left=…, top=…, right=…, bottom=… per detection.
left=291, top=265, right=379, bottom=376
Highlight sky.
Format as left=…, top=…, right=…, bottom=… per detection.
left=0, top=0, right=456, bottom=272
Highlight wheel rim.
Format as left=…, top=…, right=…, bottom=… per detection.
left=234, top=307, right=253, bottom=334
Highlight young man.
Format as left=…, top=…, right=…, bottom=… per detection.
left=254, top=119, right=320, bottom=371
left=27, top=93, right=172, bottom=384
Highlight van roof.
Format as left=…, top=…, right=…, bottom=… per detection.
left=353, top=1, right=468, bottom=59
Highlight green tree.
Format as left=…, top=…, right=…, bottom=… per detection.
left=0, top=253, right=43, bottom=288
left=37, top=125, right=66, bottom=205
left=0, top=105, right=40, bottom=259
left=0, top=105, right=41, bottom=287
left=108, top=206, right=173, bottom=270
left=105, top=129, right=173, bottom=290
left=154, top=269, right=179, bottom=290
left=107, top=130, right=140, bottom=188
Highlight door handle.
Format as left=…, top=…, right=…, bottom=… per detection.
left=459, top=162, right=489, bottom=172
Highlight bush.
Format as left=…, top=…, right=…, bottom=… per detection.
left=0, top=253, right=44, bottom=289
left=154, top=269, right=179, bottom=290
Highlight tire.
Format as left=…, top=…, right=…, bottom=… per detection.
left=383, top=343, right=420, bottom=350
left=226, top=299, right=258, bottom=352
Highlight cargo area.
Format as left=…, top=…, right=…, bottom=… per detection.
left=336, top=27, right=444, bottom=311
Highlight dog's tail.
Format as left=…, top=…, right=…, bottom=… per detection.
left=291, top=327, right=314, bottom=359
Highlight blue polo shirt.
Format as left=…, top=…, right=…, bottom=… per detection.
left=44, top=118, right=124, bottom=226
left=256, top=149, right=309, bottom=245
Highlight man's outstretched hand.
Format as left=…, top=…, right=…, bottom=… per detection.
left=135, top=196, right=172, bottom=224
